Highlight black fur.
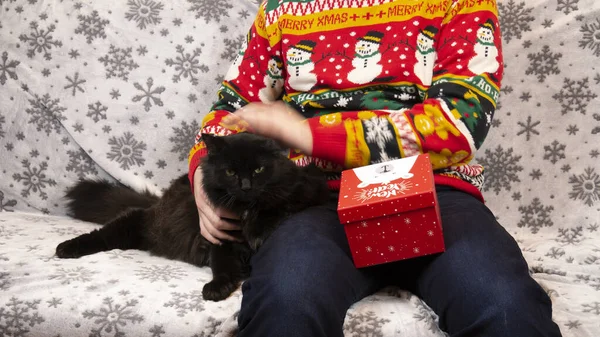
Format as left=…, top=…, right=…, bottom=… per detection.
left=55, top=133, right=329, bottom=301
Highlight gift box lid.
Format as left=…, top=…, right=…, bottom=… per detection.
left=338, top=154, right=436, bottom=224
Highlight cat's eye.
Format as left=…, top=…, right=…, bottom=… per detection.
left=254, top=167, right=265, bottom=174
left=225, top=169, right=236, bottom=176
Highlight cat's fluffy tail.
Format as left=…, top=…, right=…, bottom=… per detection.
left=65, top=180, right=159, bottom=224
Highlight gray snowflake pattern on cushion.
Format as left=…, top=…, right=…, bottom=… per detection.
left=82, top=296, right=144, bottom=337
left=187, top=0, right=233, bottom=23
left=18, top=21, right=63, bottom=60
left=164, top=290, right=204, bottom=317
left=98, top=46, right=139, bottom=82
left=132, top=77, right=165, bottom=112
left=125, top=0, right=164, bottom=30
left=134, top=265, right=187, bottom=283
left=0, top=51, right=20, bottom=85
left=0, top=297, right=45, bottom=337
left=107, top=132, right=147, bottom=170
left=25, top=93, right=67, bottom=136
left=75, top=11, right=110, bottom=44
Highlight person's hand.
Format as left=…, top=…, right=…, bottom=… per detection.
left=193, top=166, right=242, bottom=244
left=223, top=101, right=313, bottom=155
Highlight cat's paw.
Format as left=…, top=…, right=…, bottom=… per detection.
left=55, top=239, right=83, bottom=258
left=202, top=279, right=238, bottom=302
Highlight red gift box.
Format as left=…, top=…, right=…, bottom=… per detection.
left=337, top=154, right=444, bottom=268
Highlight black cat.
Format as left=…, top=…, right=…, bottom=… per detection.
left=55, top=133, right=329, bottom=301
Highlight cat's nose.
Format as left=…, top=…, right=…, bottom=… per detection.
left=241, top=178, right=252, bottom=191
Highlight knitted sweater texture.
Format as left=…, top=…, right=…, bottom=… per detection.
left=188, top=0, right=503, bottom=201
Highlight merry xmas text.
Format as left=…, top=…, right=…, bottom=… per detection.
left=275, top=0, right=497, bottom=31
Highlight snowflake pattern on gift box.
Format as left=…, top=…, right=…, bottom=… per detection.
left=82, top=296, right=144, bottom=337
left=0, top=297, right=45, bottom=337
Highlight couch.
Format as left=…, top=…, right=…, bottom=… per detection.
left=1, top=0, right=599, bottom=336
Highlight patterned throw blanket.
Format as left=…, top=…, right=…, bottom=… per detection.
left=1, top=1, right=599, bottom=336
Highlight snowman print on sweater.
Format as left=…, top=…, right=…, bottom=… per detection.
left=286, top=40, right=318, bottom=92
left=258, top=55, right=284, bottom=102
left=468, top=19, right=499, bottom=75
left=347, top=31, right=385, bottom=85
left=414, top=26, right=438, bottom=86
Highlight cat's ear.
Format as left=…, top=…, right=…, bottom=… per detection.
left=202, top=134, right=226, bottom=152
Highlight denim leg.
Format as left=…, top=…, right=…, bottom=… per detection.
left=237, top=199, right=383, bottom=337
left=414, top=188, right=562, bottom=337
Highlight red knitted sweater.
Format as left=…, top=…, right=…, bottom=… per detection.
left=189, top=0, right=503, bottom=202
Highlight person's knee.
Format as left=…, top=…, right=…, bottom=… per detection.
left=465, top=277, right=559, bottom=336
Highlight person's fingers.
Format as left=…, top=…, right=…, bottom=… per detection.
left=199, top=213, right=221, bottom=245
left=193, top=166, right=242, bottom=242
left=215, top=207, right=241, bottom=221
left=214, top=219, right=242, bottom=232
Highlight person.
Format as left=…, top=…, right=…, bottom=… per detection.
left=188, top=0, right=563, bottom=336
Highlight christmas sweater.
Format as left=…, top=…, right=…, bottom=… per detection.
left=189, top=0, right=503, bottom=201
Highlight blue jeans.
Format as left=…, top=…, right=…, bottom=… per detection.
left=237, top=186, right=562, bottom=337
